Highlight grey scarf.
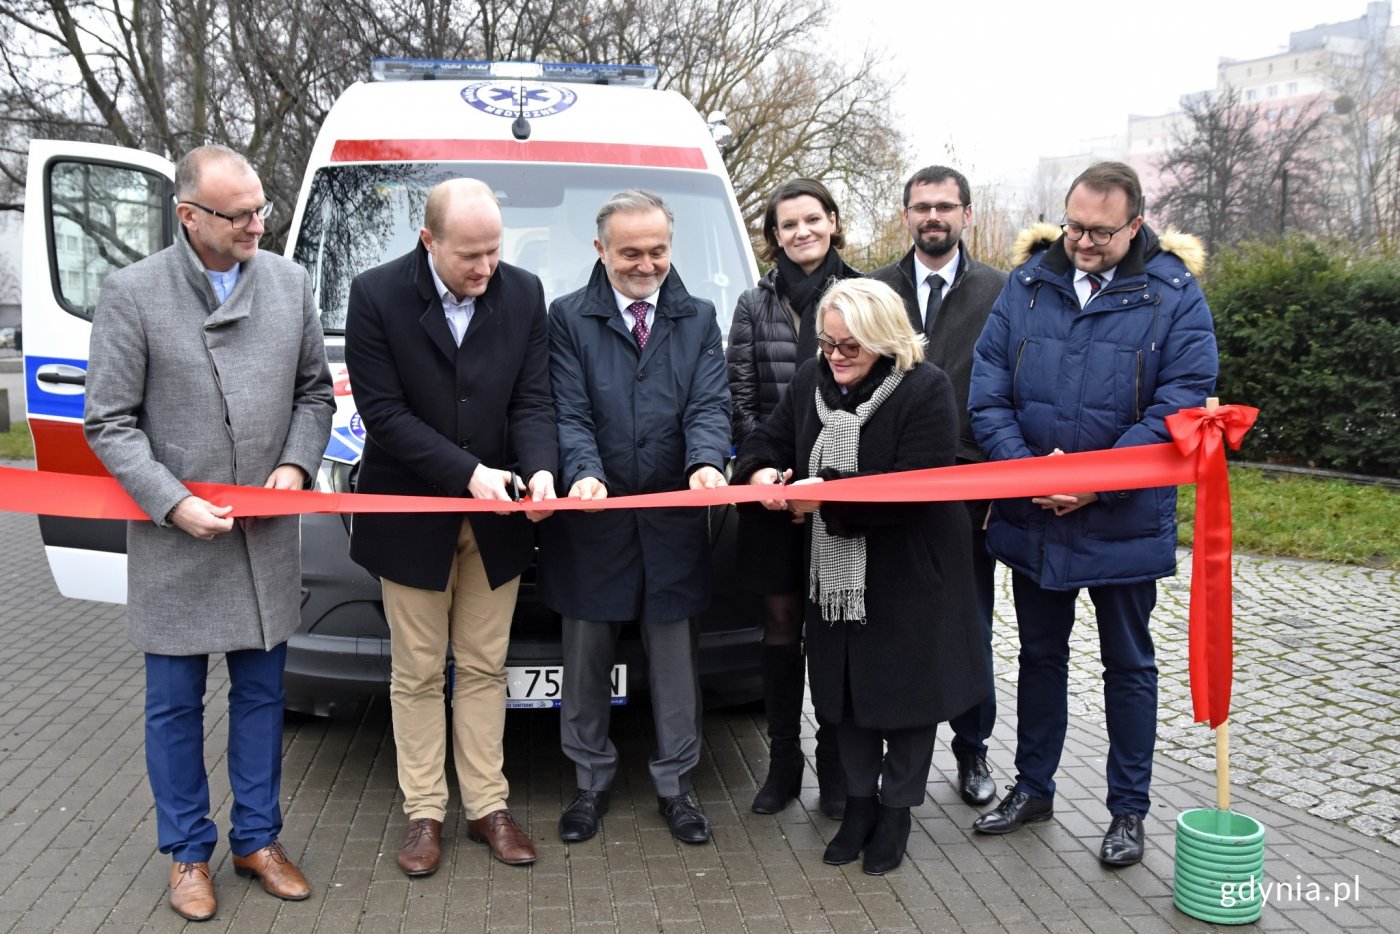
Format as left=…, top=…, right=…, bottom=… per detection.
left=807, top=365, right=905, bottom=622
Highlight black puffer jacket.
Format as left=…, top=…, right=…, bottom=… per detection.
left=725, top=261, right=862, bottom=446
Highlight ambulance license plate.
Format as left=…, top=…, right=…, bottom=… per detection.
left=503, top=664, right=628, bottom=709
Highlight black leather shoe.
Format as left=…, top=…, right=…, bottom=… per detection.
left=955, top=754, right=996, bottom=806
left=1099, top=812, right=1145, bottom=866
left=972, top=787, right=1054, bottom=835
left=559, top=789, right=610, bottom=843
left=658, top=794, right=711, bottom=844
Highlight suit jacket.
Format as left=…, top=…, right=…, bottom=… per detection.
left=870, top=244, right=1007, bottom=464
left=345, top=243, right=557, bottom=591
left=84, top=233, right=334, bottom=654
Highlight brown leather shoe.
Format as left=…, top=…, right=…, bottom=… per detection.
left=397, top=817, right=443, bottom=877
left=169, top=860, right=216, bottom=921
left=231, top=841, right=311, bottom=900
left=466, top=809, right=537, bottom=865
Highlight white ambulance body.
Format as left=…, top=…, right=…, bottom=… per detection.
left=22, top=61, right=761, bottom=712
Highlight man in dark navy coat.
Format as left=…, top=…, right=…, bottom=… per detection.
left=346, top=179, right=557, bottom=872
left=539, top=190, right=731, bottom=846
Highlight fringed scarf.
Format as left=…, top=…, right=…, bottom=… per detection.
left=807, top=364, right=904, bottom=623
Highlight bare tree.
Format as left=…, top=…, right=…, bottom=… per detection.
left=1328, top=41, right=1400, bottom=253
left=1155, top=86, right=1329, bottom=253
left=0, top=0, right=904, bottom=250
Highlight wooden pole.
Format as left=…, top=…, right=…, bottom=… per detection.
left=1205, top=396, right=1231, bottom=817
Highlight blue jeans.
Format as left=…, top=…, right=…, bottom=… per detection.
left=144, top=643, right=287, bottom=861
left=1010, top=573, right=1158, bottom=817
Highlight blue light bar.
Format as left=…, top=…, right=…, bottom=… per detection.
left=370, top=59, right=658, bottom=88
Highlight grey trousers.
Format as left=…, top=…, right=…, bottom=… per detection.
left=560, top=616, right=703, bottom=798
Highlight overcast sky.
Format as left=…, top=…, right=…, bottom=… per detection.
left=827, top=0, right=1375, bottom=190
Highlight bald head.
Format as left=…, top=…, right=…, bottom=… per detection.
left=423, top=178, right=500, bottom=238
left=420, top=178, right=502, bottom=299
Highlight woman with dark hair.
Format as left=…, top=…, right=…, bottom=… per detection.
left=726, top=178, right=861, bottom=818
left=733, top=278, right=988, bottom=874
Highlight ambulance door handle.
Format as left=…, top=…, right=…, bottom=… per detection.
left=35, top=364, right=87, bottom=393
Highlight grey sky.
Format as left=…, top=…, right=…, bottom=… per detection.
left=829, top=0, right=1373, bottom=189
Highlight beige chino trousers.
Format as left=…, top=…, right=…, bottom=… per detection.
left=382, top=518, right=519, bottom=821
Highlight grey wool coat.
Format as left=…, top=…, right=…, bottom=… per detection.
left=84, top=233, right=335, bottom=655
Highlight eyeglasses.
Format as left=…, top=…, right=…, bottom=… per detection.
left=1061, top=218, right=1132, bottom=246
left=906, top=202, right=965, bottom=218
left=816, top=334, right=863, bottom=359
left=180, top=200, right=273, bottom=230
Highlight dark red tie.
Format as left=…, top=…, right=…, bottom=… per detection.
left=1086, top=273, right=1103, bottom=297
left=628, top=301, right=650, bottom=350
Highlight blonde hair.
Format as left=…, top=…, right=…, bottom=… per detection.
left=818, top=278, right=925, bottom=371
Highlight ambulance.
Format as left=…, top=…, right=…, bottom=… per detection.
left=22, top=59, right=761, bottom=714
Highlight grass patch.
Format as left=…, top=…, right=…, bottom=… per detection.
left=0, top=421, right=34, bottom=461
left=1178, top=466, right=1400, bottom=569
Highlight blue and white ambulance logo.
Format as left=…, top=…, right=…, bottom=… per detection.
left=349, top=413, right=366, bottom=441
left=461, top=82, right=577, bottom=119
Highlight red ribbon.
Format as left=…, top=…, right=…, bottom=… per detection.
left=1166, top=404, right=1259, bottom=728
left=1, top=409, right=1257, bottom=733
left=0, top=443, right=1199, bottom=518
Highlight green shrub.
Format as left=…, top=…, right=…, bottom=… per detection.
left=1205, top=238, right=1400, bottom=477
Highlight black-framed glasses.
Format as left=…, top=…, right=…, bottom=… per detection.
left=1062, top=218, right=1132, bottom=245
left=906, top=201, right=965, bottom=218
left=180, top=200, right=273, bottom=229
left=816, top=334, right=863, bottom=359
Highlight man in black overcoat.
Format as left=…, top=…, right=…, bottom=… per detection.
left=870, top=164, right=1007, bottom=808
left=346, top=179, right=557, bottom=872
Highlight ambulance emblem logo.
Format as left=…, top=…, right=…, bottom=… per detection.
left=461, top=83, right=577, bottom=119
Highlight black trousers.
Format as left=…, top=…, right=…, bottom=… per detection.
left=835, top=718, right=938, bottom=808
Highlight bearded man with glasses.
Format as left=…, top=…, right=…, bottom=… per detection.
left=871, top=165, right=1008, bottom=812
left=968, top=161, right=1218, bottom=868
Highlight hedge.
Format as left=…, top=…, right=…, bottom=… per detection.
left=1203, top=238, right=1399, bottom=478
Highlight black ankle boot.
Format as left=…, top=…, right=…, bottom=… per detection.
left=822, top=796, right=878, bottom=865
left=814, top=712, right=846, bottom=819
left=752, top=643, right=806, bottom=814
left=862, top=803, right=912, bottom=875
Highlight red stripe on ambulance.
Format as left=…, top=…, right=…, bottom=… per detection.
left=330, top=139, right=707, bottom=168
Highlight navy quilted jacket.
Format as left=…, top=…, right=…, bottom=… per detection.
left=969, top=222, right=1218, bottom=590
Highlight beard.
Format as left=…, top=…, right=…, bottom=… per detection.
left=914, top=224, right=958, bottom=258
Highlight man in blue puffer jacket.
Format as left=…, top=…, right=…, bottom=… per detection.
left=968, top=162, right=1218, bottom=867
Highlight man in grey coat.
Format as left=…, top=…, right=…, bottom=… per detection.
left=84, top=145, right=334, bottom=921
left=870, top=165, right=1007, bottom=810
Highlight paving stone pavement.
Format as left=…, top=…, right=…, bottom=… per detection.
left=2, top=501, right=1400, bottom=932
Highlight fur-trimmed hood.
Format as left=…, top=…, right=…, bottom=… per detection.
left=1011, top=221, right=1206, bottom=278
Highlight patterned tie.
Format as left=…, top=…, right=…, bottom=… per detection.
left=1086, top=273, right=1104, bottom=298
left=628, top=300, right=651, bottom=351
left=923, top=273, right=945, bottom=335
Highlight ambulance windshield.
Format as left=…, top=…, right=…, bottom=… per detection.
left=293, top=163, right=752, bottom=334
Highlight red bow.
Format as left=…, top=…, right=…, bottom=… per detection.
left=1165, top=404, right=1259, bottom=728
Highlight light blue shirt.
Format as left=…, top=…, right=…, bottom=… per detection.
left=204, top=264, right=241, bottom=305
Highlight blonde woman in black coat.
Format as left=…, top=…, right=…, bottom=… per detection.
left=733, top=279, right=989, bottom=875
left=726, top=179, right=861, bottom=818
